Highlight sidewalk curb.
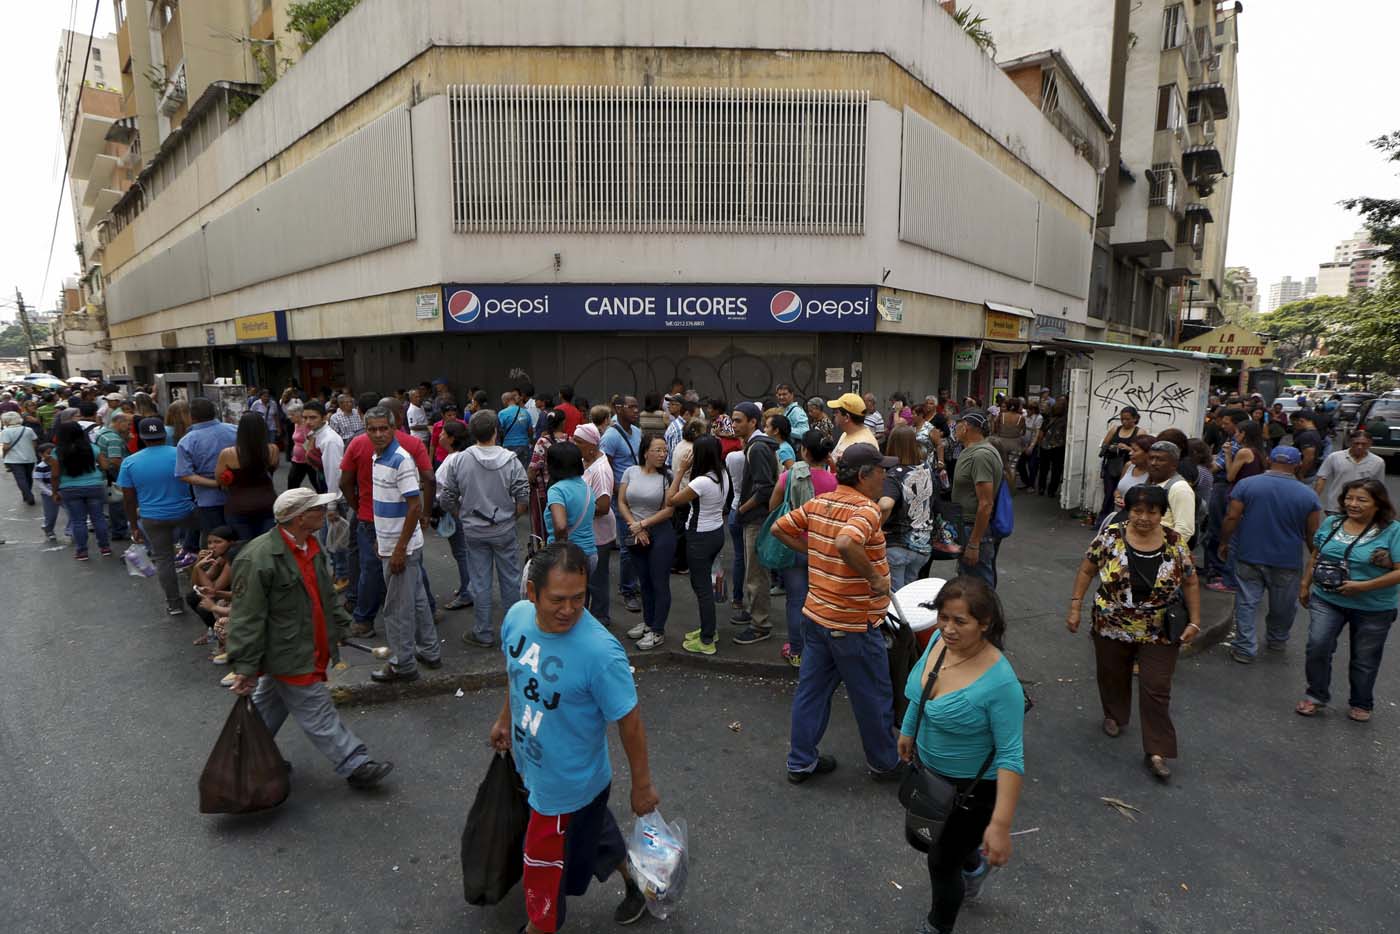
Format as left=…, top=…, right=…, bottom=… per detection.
left=329, top=645, right=797, bottom=707
left=1180, top=604, right=1233, bottom=658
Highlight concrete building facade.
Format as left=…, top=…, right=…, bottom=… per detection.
left=97, top=0, right=1105, bottom=406
left=1265, top=274, right=1315, bottom=313
left=1315, top=261, right=1351, bottom=299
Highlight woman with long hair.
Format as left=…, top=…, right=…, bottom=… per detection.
left=990, top=398, right=1025, bottom=492
left=164, top=399, right=192, bottom=444
left=899, top=576, right=1025, bottom=934
left=1298, top=478, right=1400, bottom=722
left=528, top=409, right=569, bottom=544
left=215, top=412, right=280, bottom=541
left=882, top=425, right=936, bottom=591
left=1225, top=419, right=1267, bottom=487
left=667, top=435, right=736, bottom=656
left=47, top=420, right=112, bottom=559
left=618, top=433, right=676, bottom=651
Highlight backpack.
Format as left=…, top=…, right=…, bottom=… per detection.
left=757, top=462, right=815, bottom=570
left=989, top=474, right=1014, bottom=540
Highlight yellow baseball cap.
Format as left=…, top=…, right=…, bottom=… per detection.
left=828, top=393, right=866, bottom=416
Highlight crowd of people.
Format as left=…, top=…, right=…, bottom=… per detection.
left=2, top=374, right=1395, bottom=934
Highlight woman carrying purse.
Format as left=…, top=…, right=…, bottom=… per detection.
left=898, top=577, right=1025, bottom=934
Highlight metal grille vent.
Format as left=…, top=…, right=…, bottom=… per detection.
left=449, top=85, right=867, bottom=235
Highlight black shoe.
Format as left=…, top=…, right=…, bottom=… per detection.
left=868, top=761, right=908, bottom=783
left=730, top=610, right=753, bottom=624
left=623, top=594, right=643, bottom=613
left=370, top=664, right=419, bottom=683
left=415, top=653, right=443, bottom=670
left=462, top=632, right=496, bottom=649
left=350, top=623, right=377, bottom=639
left=614, top=876, right=647, bottom=925
left=346, top=760, right=394, bottom=790
left=788, top=754, right=837, bottom=784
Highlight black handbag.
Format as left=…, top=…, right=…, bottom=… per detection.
left=1311, top=517, right=1372, bottom=592
left=1162, top=598, right=1191, bottom=643
left=898, top=647, right=996, bottom=852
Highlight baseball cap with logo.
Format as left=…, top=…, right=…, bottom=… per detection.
left=828, top=393, right=866, bottom=416
left=138, top=417, right=167, bottom=440
left=273, top=488, right=341, bottom=523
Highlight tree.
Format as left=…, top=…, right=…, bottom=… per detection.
left=949, top=6, right=997, bottom=57
left=1323, top=273, right=1400, bottom=379
left=0, top=322, right=49, bottom=358
left=1256, top=295, right=1345, bottom=371
left=1340, top=131, right=1400, bottom=266
left=287, top=0, right=361, bottom=51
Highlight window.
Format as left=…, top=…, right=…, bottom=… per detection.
left=1155, top=85, right=1185, bottom=136
left=1162, top=4, right=1184, bottom=50
left=449, top=85, right=868, bottom=235
left=92, top=48, right=102, bottom=61
left=1040, top=70, right=1060, bottom=113
left=1149, top=162, right=1180, bottom=213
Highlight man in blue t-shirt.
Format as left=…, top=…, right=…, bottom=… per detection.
left=498, top=389, right=533, bottom=468
left=489, top=542, right=659, bottom=932
left=1218, top=445, right=1323, bottom=663
left=598, top=396, right=644, bottom=612
left=120, top=418, right=199, bottom=615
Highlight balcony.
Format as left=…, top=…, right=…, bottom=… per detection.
left=70, top=110, right=117, bottom=181
left=1183, top=144, right=1224, bottom=195
left=1189, top=80, right=1230, bottom=119
left=1151, top=243, right=1202, bottom=284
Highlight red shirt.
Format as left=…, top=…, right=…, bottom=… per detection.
left=340, top=429, right=430, bottom=520
left=556, top=402, right=583, bottom=436
left=430, top=419, right=460, bottom=464
left=276, top=528, right=331, bottom=685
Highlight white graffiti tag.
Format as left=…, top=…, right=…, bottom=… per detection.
left=1092, top=359, right=1194, bottom=419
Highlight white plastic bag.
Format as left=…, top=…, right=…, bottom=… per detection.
left=123, top=545, right=157, bottom=578
left=627, top=809, right=688, bottom=920
left=324, top=512, right=351, bottom=551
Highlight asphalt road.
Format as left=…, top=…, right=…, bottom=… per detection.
left=1, top=467, right=1397, bottom=934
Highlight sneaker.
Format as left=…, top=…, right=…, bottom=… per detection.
left=787, top=754, right=837, bottom=784
left=444, top=593, right=474, bottom=610
left=74, top=551, right=89, bottom=561
left=769, top=583, right=783, bottom=595
left=45, top=532, right=57, bottom=543
left=868, top=761, right=908, bottom=783
left=370, top=663, right=420, bottom=683
left=167, top=601, right=186, bottom=616
left=462, top=632, right=496, bottom=649
left=346, top=760, right=394, bottom=790
left=211, top=652, right=230, bottom=665
left=682, top=634, right=716, bottom=656
left=175, top=551, right=197, bottom=570
left=219, top=671, right=237, bottom=687
left=961, top=852, right=992, bottom=900
left=614, top=876, right=647, bottom=925
left=626, top=621, right=649, bottom=640
left=787, top=652, right=802, bottom=669
left=99, top=546, right=112, bottom=557
left=623, top=594, right=643, bottom=613
left=1205, top=580, right=1235, bottom=593
left=732, top=626, right=772, bottom=646
left=636, top=631, right=665, bottom=651
left=1228, top=648, right=1254, bottom=665
left=730, top=610, right=753, bottom=624
left=350, top=622, right=377, bottom=639
left=684, top=628, right=702, bottom=641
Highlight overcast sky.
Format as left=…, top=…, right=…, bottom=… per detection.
left=1, top=1, right=1396, bottom=323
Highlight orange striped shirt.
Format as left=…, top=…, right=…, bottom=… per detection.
left=773, top=487, right=889, bottom=631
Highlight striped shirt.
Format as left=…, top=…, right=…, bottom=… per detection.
left=330, top=409, right=365, bottom=444
left=371, top=437, right=423, bottom=557
left=773, top=487, right=889, bottom=631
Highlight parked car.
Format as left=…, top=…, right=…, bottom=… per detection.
left=1337, top=392, right=1377, bottom=423
left=1358, top=396, right=1400, bottom=465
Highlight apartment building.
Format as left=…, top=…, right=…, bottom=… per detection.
left=1265, top=274, right=1315, bottom=313
left=1314, top=261, right=1350, bottom=298
left=95, top=0, right=1105, bottom=405
left=1333, top=229, right=1391, bottom=292
left=1224, top=264, right=1258, bottom=312
left=978, top=0, right=1241, bottom=346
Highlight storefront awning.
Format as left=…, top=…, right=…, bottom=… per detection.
left=983, top=301, right=1034, bottom=319
left=984, top=339, right=1031, bottom=353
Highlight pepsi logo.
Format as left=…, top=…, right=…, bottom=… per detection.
left=447, top=289, right=481, bottom=325
left=770, top=290, right=803, bottom=324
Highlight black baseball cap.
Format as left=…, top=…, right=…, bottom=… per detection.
left=138, top=417, right=166, bottom=440
left=838, top=443, right=898, bottom=470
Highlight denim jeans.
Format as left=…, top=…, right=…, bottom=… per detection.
left=319, top=516, right=350, bottom=580
left=446, top=525, right=472, bottom=598
left=7, top=462, right=35, bottom=504
left=40, top=490, right=61, bottom=535
left=1202, top=482, right=1236, bottom=584
left=787, top=619, right=899, bottom=773
left=634, top=523, right=677, bottom=636
left=353, top=519, right=386, bottom=625
left=957, top=525, right=1000, bottom=589
left=381, top=549, right=441, bottom=675
left=194, top=504, right=225, bottom=551
left=589, top=540, right=615, bottom=625
left=1230, top=561, right=1303, bottom=657
left=229, top=511, right=275, bottom=546
left=780, top=560, right=810, bottom=655
left=614, top=501, right=639, bottom=599
left=464, top=523, right=520, bottom=643
left=1304, top=596, right=1396, bottom=711
left=63, top=485, right=109, bottom=554
left=728, top=509, right=746, bottom=605
left=685, top=527, right=726, bottom=643
left=886, top=545, right=927, bottom=592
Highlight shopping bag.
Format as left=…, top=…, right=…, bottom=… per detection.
left=461, top=751, right=530, bottom=906
left=627, top=809, right=689, bottom=920
left=123, top=545, right=157, bottom=578
left=198, top=696, right=290, bottom=814
left=324, top=511, right=351, bottom=550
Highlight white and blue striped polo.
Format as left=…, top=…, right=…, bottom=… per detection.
left=371, top=437, right=424, bottom=557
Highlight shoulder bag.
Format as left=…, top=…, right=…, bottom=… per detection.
left=1312, top=516, right=1374, bottom=593
left=898, top=645, right=997, bottom=852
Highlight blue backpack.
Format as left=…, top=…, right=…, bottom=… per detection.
left=989, top=476, right=1014, bottom=540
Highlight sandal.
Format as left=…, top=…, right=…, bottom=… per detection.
left=1349, top=708, right=1372, bottom=723
left=1102, top=718, right=1121, bottom=738
left=1295, top=699, right=1321, bottom=717
left=1144, top=754, right=1171, bottom=781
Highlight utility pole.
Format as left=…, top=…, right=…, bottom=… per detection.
left=15, top=288, right=37, bottom=370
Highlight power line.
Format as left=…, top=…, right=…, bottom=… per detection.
left=52, top=0, right=81, bottom=179
left=38, top=0, right=101, bottom=312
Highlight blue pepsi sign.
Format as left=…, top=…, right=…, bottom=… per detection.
left=441, top=284, right=876, bottom=333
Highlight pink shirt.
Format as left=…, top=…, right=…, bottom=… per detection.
left=776, top=467, right=838, bottom=498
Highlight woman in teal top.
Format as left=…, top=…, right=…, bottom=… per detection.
left=47, top=420, right=113, bottom=560
left=1298, top=478, right=1400, bottom=722
left=898, top=577, right=1024, bottom=934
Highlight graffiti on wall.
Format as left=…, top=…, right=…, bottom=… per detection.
left=1091, top=358, right=1195, bottom=422
left=567, top=351, right=820, bottom=404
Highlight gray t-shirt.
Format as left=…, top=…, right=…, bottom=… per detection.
left=621, top=465, right=669, bottom=521
left=950, top=440, right=1003, bottom=522
left=1315, top=450, right=1386, bottom=513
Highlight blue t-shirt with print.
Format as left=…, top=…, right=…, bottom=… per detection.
left=546, top=476, right=597, bottom=556
left=1311, top=516, right=1400, bottom=613
left=1230, top=473, right=1322, bottom=569
left=117, top=445, right=195, bottom=520
left=501, top=600, right=638, bottom=815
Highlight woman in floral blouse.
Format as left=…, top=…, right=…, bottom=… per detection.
left=1066, top=485, right=1202, bottom=781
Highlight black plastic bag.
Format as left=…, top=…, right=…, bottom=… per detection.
left=198, top=696, right=290, bottom=814
left=461, top=751, right=530, bottom=906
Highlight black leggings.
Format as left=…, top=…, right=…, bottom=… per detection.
left=685, top=527, right=726, bottom=642
left=286, top=461, right=325, bottom=493
left=926, top=777, right=997, bottom=933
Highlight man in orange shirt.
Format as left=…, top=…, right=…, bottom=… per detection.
left=771, top=443, right=904, bottom=784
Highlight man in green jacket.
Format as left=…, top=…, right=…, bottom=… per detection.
left=227, top=487, right=393, bottom=790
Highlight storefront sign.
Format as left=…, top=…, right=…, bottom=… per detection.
left=441, top=284, right=877, bottom=333
left=415, top=291, right=440, bottom=320
left=953, top=341, right=982, bottom=371
left=1177, top=325, right=1273, bottom=368
left=985, top=310, right=1030, bottom=341
left=1033, top=314, right=1068, bottom=340
left=234, top=310, right=288, bottom=344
